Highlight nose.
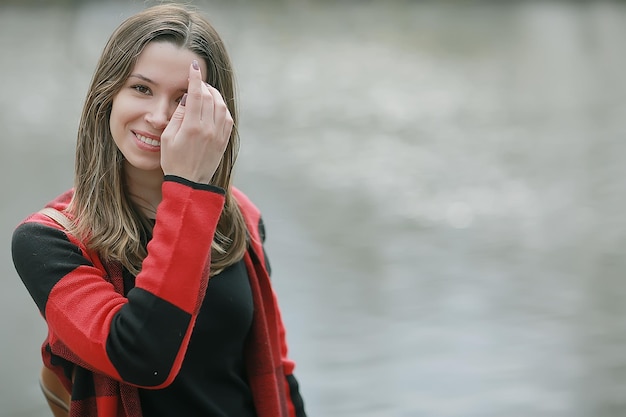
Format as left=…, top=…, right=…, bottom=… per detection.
left=145, top=99, right=172, bottom=130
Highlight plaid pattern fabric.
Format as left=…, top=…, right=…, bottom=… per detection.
left=26, top=185, right=304, bottom=417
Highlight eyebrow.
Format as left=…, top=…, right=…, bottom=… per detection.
left=129, top=73, right=156, bottom=85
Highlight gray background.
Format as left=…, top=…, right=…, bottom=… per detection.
left=1, top=1, right=626, bottom=416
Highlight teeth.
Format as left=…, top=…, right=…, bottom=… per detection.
left=136, top=133, right=160, bottom=147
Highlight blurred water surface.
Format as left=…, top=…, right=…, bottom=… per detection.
left=1, top=1, right=626, bottom=416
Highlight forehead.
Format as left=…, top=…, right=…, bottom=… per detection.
left=131, top=41, right=207, bottom=84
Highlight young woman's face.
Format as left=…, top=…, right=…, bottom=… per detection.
left=110, top=41, right=207, bottom=173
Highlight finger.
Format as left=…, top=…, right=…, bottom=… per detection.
left=204, top=84, right=233, bottom=140
left=221, top=114, right=234, bottom=143
left=161, top=94, right=187, bottom=141
left=182, top=60, right=204, bottom=124
left=200, top=81, right=215, bottom=123
left=206, top=84, right=228, bottom=123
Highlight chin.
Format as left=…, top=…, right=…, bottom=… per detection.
left=124, top=159, right=163, bottom=175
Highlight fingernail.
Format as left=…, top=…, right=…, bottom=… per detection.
left=192, top=60, right=199, bottom=70
left=180, top=93, right=187, bottom=106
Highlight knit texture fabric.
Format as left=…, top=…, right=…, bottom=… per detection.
left=17, top=185, right=302, bottom=417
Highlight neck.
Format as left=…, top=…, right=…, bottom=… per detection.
left=124, top=163, right=163, bottom=219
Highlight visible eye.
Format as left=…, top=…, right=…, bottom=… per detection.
left=131, top=84, right=151, bottom=95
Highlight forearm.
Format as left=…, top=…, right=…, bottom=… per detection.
left=13, top=178, right=225, bottom=387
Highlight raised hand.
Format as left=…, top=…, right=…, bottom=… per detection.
left=160, top=60, right=233, bottom=184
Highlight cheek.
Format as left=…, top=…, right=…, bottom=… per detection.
left=109, top=96, right=123, bottom=130
left=109, top=97, right=132, bottom=147
left=110, top=94, right=137, bottom=134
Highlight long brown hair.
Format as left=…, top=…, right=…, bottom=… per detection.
left=69, top=3, right=247, bottom=276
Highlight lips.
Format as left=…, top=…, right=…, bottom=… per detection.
left=133, top=131, right=161, bottom=148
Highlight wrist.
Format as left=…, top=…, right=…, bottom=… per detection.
left=163, top=175, right=225, bottom=194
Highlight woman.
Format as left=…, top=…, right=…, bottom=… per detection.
left=11, top=4, right=306, bottom=417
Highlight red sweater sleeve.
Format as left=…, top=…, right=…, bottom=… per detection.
left=12, top=178, right=224, bottom=388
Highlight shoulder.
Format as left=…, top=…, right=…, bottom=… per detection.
left=46, top=188, right=74, bottom=211
left=13, top=189, right=80, bottom=251
left=15, top=188, right=72, bottom=229
left=16, top=189, right=74, bottom=226
left=231, top=186, right=260, bottom=219
left=231, top=186, right=267, bottom=245
left=231, top=186, right=262, bottom=232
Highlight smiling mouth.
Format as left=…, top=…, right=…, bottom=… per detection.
left=135, top=132, right=161, bottom=147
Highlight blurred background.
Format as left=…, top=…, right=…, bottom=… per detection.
left=2, top=0, right=626, bottom=416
